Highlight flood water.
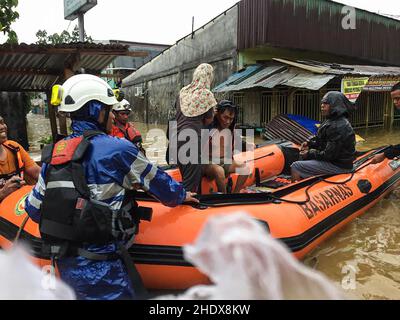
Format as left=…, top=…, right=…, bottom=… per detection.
left=305, top=127, right=400, bottom=300
left=27, top=113, right=400, bottom=300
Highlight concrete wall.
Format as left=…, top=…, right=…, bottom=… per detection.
left=122, top=5, right=239, bottom=124
left=0, top=92, right=29, bottom=150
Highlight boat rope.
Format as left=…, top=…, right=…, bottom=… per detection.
left=267, top=146, right=392, bottom=206
left=14, top=215, right=30, bottom=242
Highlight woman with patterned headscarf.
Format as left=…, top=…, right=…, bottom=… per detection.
left=168, top=63, right=217, bottom=193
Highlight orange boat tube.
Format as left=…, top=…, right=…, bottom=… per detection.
left=0, top=145, right=399, bottom=290
left=164, top=140, right=293, bottom=194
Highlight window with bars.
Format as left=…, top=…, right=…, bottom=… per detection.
left=350, top=92, right=385, bottom=129
left=232, top=93, right=245, bottom=124
left=293, top=90, right=321, bottom=121
left=349, top=93, right=368, bottom=128
left=261, top=92, right=272, bottom=126
left=260, top=91, right=288, bottom=126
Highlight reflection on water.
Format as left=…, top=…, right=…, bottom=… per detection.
left=356, top=127, right=400, bottom=151
left=27, top=114, right=400, bottom=300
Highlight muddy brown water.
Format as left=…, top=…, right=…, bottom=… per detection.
left=27, top=113, right=400, bottom=299
left=305, top=128, right=400, bottom=300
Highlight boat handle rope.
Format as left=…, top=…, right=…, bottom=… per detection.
left=14, top=215, right=30, bottom=243
left=267, top=146, right=392, bottom=206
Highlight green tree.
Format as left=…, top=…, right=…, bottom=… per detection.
left=0, top=0, right=19, bottom=44
left=36, top=26, right=93, bottom=45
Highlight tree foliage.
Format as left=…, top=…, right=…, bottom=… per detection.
left=36, top=26, right=93, bottom=45
left=0, top=0, right=19, bottom=44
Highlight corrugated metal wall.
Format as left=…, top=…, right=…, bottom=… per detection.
left=238, top=0, right=400, bottom=66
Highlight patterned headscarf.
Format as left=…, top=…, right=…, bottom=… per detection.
left=179, top=63, right=217, bottom=118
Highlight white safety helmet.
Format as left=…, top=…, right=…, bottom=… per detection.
left=112, top=99, right=132, bottom=112
left=57, top=74, right=118, bottom=113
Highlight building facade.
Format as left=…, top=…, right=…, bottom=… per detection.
left=122, top=0, right=400, bottom=129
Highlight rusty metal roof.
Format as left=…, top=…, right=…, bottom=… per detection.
left=213, top=59, right=400, bottom=92
left=276, top=59, right=400, bottom=76
left=0, top=43, right=147, bottom=92
left=214, top=64, right=335, bottom=92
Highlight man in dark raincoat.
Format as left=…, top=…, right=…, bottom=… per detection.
left=291, top=92, right=356, bottom=182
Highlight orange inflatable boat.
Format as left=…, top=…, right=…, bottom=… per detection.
left=0, top=143, right=399, bottom=290
left=164, top=140, right=298, bottom=194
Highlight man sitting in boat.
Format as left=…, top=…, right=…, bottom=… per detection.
left=291, top=92, right=356, bottom=182
left=24, top=74, right=198, bottom=300
left=203, top=100, right=249, bottom=193
left=0, top=116, right=41, bottom=202
left=111, top=99, right=146, bottom=154
left=371, top=82, right=400, bottom=164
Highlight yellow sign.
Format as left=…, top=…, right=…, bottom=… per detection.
left=363, top=77, right=400, bottom=92
left=341, top=77, right=369, bottom=102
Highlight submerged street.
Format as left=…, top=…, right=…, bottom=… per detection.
left=27, top=112, right=400, bottom=299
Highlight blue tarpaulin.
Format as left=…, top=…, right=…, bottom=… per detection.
left=286, top=114, right=320, bottom=135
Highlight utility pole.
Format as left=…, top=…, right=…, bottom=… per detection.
left=191, top=16, right=195, bottom=39
left=78, top=12, right=85, bottom=42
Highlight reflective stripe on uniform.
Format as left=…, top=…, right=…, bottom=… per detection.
left=47, top=181, right=76, bottom=189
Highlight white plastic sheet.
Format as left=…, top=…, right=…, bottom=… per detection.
left=160, top=212, right=344, bottom=300
left=0, top=245, right=75, bottom=300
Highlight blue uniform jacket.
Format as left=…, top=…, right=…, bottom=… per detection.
left=25, top=120, right=186, bottom=300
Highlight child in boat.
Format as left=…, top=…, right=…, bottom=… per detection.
left=203, top=100, right=249, bottom=193
left=371, top=82, right=400, bottom=163
left=291, top=92, right=356, bottom=182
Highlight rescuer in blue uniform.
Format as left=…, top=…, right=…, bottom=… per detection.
left=25, top=74, right=198, bottom=300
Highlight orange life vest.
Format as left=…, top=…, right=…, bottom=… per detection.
left=111, top=122, right=143, bottom=145
left=0, top=142, right=24, bottom=182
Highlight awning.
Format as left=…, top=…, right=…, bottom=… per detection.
left=213, top=65, right=335, bottom=92
left=0, top=43, right=147, bottom=92
left=258, top=68, right=335, bottom=91
left=213, top=64, right=263, bottom=92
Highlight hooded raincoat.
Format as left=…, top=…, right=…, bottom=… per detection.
left=25, top=102, right=187, bottom=300
left=307, top=92, right=356, bottom=169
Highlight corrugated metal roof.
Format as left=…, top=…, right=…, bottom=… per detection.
left=0, top=43, right=139, bottom=91
left=258, top=68, right=335, bottom=90
left=213, top=64, right=335, bottom=92
left=213, top=59, right=400, bottom=93
left=213, top=65, right=264, bottom=92
left=278, top=59, right=400, bottom=76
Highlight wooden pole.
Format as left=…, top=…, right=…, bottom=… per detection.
left=46, top=91, right=58, bottom=142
